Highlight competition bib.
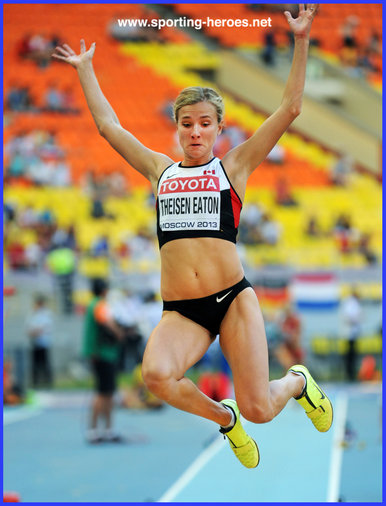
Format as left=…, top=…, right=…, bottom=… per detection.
left=158, top=175, right=220, bottom=231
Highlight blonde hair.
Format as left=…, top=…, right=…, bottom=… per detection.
left=173, top=86, right=224, bottom=124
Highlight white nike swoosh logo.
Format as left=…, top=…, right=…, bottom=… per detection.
left=216, top=291, right=232, bottom=303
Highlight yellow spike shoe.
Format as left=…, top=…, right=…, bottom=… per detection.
left=288, top=365, right=333, bottom=432
left=219, top=399, right=260, bottom=469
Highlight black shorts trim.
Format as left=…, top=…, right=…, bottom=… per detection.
left=92, top=359, right=117, bottom=395
left=163, top=277, right=252, bottom=336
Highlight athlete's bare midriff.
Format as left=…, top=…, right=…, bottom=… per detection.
left=160, top=237, right=244, bottom=300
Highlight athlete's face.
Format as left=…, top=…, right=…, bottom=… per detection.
left=177, top=102, right=223, bottom=165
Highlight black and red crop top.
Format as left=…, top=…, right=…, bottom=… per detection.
left=156, top=157, right=242, bottom=249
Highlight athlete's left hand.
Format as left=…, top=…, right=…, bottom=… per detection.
left=284, top=4, right=319, bottom=39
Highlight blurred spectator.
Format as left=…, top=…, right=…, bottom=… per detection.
left=260, top=30, right=277, bottom=66
left=341, top=287, right=362, bottom=381
left=43, top=82, right=64, bottom=112
left=239, top=206, right=282, bottom=246
left=265, top=306, right=303, bottom=372
left=358, top=355, right=380, bottom=382
left=260, top=213, right=281, bottom=245
left=84, top=173, right=115, bottom=219
left=160, top=96, right=175, bottom=124
left=278, top=305, right=304, bottom=365
left=334, top=212, right=352, bottom=234
left=110, top=288, right=144, bottom=372
left=39, top=131, right=64, bottom=159
left=357, top=232, right=378, bottom=265
left=333, top=212, right=356, bottom=254
left=330, top=153, right=353, bottom=186
left=6, top=84, right=34, bottom=112
left=238, top=203, right=263, bottom=244
left=50, top=158, right=71, bottom=187
left=341, top=15, right=359, bottom=49
left=42, top=83, right=80, bottom=114
left=305, top=214, right=322, bottom=237
left=61, top=86, right=80, bottom=114
left=213, top=132, right=232, bottom=158
left=35, top=208, right=57, bottom=252
left=24, top=241, right=43, bottom=270
left=127, top=227, right=157, bottom=262
left=214, top=125, right=247, bottom=159
left=18, top=32, right=61, bottom=67
left=28, top=155, right=54, bottom=185
left=51, top=225, right=77, bottom=251
left=64, top=224, right=77, bottom=250
left=108, top=171, right=129, bottom=198
left=91, top=234, right=110, bottom=257
left=19, top=205, right=38, bottom=228
left=367, top=30, right=381, bottom=56
left=82, top=278, right=125, bottom=443
left=3, top=360, right=24, bottom=405
left=138, top=291, right=162, bottom=341
left=18, top=33, right=33, bottom=58
left=6, top=242, right=28, bottom=270
left=91, top=195, right=107, bottom=219
left=27, top=293, right=54, bottom=388
left=4, top=202, right=16, bottom=222
left=5, top=129, right=66, bottom=184
left=46, top=245, right=76, bottom=314
left=226, top=125, right=247, bottom=147
left=339, top=15, right=365, bottom=77
left=264, top=309, right=283, bottom=352
left=356, top=47, right=377, bottom=78
left=274, top=177, right=297, bottom=206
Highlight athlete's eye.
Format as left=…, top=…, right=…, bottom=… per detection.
left=182, top=123, right=191, bottom=128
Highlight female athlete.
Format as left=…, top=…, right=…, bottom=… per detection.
left=53, top=4, right=332, bottom=468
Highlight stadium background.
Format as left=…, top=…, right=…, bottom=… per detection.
left=3, top=3, right=382, bottom=503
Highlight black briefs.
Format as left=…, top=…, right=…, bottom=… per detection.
left=163, top=277, right=252, bottom=336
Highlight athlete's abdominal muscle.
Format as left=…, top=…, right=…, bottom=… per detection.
left=160, top=237, right=244, bottom=300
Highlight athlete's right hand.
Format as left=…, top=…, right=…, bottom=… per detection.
left=52, top=39, right=95, bottom=68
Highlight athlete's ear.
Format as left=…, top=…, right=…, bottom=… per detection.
left=217, top=120, right=224, bottom=136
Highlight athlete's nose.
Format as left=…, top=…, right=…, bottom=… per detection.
left=191, top=123, right=201, bottom=138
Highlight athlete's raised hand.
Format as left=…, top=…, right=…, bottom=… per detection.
left=284, top=4, right=319, bottom=39
left=52, top=39, right=95, bottom=68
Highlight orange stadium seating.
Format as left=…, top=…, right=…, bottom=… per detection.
left=4, top=4, right=186, bottom=185
left=4, top=3, right=378, bottom=188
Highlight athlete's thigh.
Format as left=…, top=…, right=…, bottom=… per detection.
left=143, top=311, right=213, bottom=379
left=219, top=288, right=269, bottom=403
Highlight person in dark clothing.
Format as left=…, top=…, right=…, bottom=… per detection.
left=27, top=294, right=54, bottom=388
left=83, top=278, right=125, bottom=443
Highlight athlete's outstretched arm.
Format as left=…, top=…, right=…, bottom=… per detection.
left=223, top=4, right=319, bottom=178
left=52, top=40, right=172, bottom=185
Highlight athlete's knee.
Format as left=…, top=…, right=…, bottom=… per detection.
left=141, top=360, right=174, bottom=399
left=239, top=399, right=274, bottom=424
